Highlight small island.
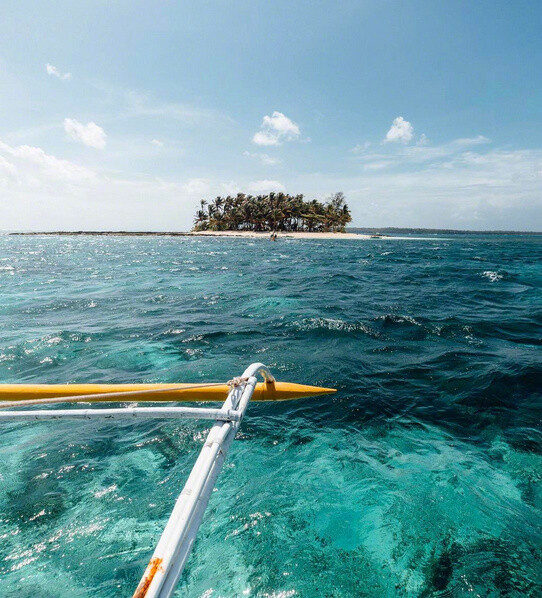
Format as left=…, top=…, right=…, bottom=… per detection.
left=192, top=192, right=352, bottom=233
left=9, top=192, right=398, bottom=239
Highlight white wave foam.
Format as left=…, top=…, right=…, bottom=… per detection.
left=482, top=271, right=503, bottom=282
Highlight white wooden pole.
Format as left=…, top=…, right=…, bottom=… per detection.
left=132, top=363, right=273, bottom=598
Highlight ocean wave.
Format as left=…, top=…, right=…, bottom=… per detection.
left=482, top=270, right=504, bottom=282
left=289, top=317, right=381, bottom=338
left=376, top=314, right=422, bottom=326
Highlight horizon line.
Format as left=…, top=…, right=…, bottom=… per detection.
left=2, top=228, right=542, bottom=236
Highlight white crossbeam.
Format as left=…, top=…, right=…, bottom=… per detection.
left=0, top=406, right=239, bottom=422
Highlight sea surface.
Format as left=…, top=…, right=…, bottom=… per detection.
left=0, top=233, right=540, bottom=598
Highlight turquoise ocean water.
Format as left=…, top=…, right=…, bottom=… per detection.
left=0, top=234, right=541, bottom=597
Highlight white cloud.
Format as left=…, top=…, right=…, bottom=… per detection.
left=151, top=139, right=164, bottom=146
left=221, top=181, right=240, bottom=195
left=182, top=178, right=210, bottom=195
left=0, top=155, right=17, bottom=179
left=0, top=140, right=96, bottom=187
left=46, top=63, right=71, bottom=81
left=64, top=119, right=107, bottom=149
left=248, top=179, right=286, bottom=193
left=243, top=151, right=280, bottom=165
left=252, top=111, right=301, bottom=146
left=385, top=116, right=414, bottom=143
left=262, top=112, right=300, bottom=135
left=253, top=131, right=278, bottom=146
left=0, top=139, right=198, bottom=230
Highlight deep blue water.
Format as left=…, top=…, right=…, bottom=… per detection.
left=0, top=234, right=541, bottom=597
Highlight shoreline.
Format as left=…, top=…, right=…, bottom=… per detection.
left=9, top=230, right=389, bottom=240
left=188, top=230, right=379, bottom=239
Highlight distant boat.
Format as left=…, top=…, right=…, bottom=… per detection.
left=0, top=362, right=335, bottom=598
left=370, top=232, right=383, bottom=238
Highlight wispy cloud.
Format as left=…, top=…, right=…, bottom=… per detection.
left=151, top=139, right=164, bottom=147
left=353, top=134, right=492, bottom=171
left=122, top=90, right=226, bottom=126
left=248, top=179, right=285, bottom=193
left=243, top=151, right=281, bottom=165
left=362, top=161, right=390, bottom=171
left=351, top=141, right=371, bottom=153
left=64, top=119, right=107, bottom=149
left=182, top=178, right=210, bottom=195
left=400, top=135, right=490, bottom=163
left=253, top=111, right=301, bottom=146
left=82, top=82, right=231, bottom=129
left=45, top=63, right=71, bottom=81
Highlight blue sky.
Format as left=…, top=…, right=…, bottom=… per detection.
left=1, top=0, right=541, bottom=230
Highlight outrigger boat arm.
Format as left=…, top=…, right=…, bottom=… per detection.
left=0, top=363, right=336, bottom=598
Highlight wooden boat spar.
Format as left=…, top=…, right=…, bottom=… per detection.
left=0, top=362, right=335, bottom=598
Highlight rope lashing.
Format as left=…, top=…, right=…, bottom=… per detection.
left=227, top=376, right=248, bottom=388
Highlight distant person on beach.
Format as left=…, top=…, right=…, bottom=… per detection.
left=270, top=231, right=278, bottom=241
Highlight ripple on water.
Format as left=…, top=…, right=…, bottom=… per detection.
left=0, top=234, right=540, bottom=597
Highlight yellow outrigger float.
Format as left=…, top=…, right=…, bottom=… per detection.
left=0, top=380, right=332, bottom=404
left=0, top=362, right=335, bottom=598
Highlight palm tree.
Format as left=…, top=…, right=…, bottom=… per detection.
left=191, top=192, right=351, bottom=232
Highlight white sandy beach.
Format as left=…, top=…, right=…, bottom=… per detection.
left=189, top=230, right=383, bottom=240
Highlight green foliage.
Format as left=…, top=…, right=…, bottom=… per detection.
left=192, top=192, right=352, bottom=232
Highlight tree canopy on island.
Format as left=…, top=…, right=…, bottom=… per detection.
left=193, top=192, right=352, bottom=232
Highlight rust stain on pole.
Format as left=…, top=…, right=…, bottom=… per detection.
left=132, top=557, right=163, bottom=598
